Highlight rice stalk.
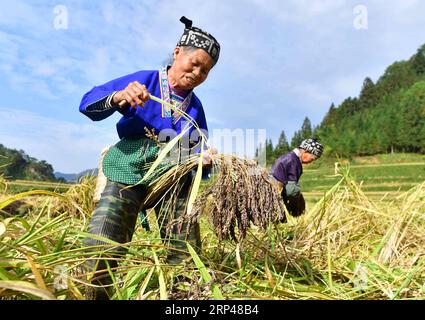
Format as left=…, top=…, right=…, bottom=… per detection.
left=187, top=242, right=224, bottom=300
left=0, top=174, right=7, bottom=193
left=152, top=250, right=168, bottom=300
left=0, top=280, right=55, bottom=300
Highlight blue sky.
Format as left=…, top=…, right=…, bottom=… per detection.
left=1, top=0, right=424, bottom=173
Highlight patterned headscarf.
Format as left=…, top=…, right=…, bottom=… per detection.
left=299, top=138, right=324, bottom=158
left=178, top=16, right=220, bottom=65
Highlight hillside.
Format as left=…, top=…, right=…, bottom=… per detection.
left=316, top=43, right=425, bottom=156
left=0, top=144, right=58, bottom=181
left=54, top=168, right=98, bottom=182
left=258, top=44, right=425, bottom=165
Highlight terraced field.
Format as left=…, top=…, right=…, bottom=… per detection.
left=5, top=180, right=74, bottom=194
left=302, top=156, right=425, bottom=202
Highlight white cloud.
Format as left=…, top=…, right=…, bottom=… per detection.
left=0, top=108, right=118, bottom=173
left=0, top=0, right=47, bottom=32
left=249, top=0, right=346, bottom=24
left=284, top=82, right=333, bottom=104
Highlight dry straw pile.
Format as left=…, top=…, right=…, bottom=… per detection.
left=284, top=171, right=425, bottom=299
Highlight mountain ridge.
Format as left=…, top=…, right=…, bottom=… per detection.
left=54, top=168, right=98, bottom=182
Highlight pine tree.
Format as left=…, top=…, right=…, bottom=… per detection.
left=412, top=44, right=425, bottom=75
left=397, top=81, right=425, bottom=152
left=300, top=117, right=312, bottom=140
left=359, top=77, right=377, bottom=109
left=322, top=103, right=336, bottom=126
left=291, top=130, right=302, bottom=149
left=379, top=61, right=416, bottom=95
left=312, top=125, right=320, bottom=138
left=340, top=97, right=360, bottom=115
left=274, top=130, right=290, bottom=157
left=266, top=139, right=273, bottom=155
left=266, top=139, right=274, bottom=166
left=254, top=142, right=266, bottom=165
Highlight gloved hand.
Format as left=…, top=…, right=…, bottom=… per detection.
left=285, top=181, right=301, bottom=197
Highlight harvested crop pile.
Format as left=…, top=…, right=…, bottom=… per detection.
left=190, top=156, right=286, bottom=240
left=146, top=154, right=286, bottom=241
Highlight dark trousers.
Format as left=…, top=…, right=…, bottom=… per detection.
left=282, top=192, right=306, bottom=217
left=84, top=175, right=201, bottom=300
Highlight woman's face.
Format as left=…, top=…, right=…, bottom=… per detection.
left=168, top=46, right=214, bottom=90
left=301, top=150, right=317, bottom=164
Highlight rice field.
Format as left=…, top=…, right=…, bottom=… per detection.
left=302, top=154, right=425, bottom=203
left=0, top=155, right=424, bottom=300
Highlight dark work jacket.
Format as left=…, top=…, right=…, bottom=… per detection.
left=271, top=151, right=303, bottom=185
left=271, top=150, right=305, bottom=217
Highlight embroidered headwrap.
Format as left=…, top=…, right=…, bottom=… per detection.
left=178, top=16, right=220, bottom=65
left=299, top=138, right=324, bottom=158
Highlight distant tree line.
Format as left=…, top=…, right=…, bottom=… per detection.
left=255, top=116, right=316, bottom=166
left=257, top=43, right=425, bottom=165
left=317, top=44, right=425, bottom=156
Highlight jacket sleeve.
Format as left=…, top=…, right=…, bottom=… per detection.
left=272, top=159, right=288, bottom=184
left=79, top=86, right=120, bottom=121
left=79, top=71, right=147, bottom=121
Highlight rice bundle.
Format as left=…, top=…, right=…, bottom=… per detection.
left=191, top=155, right=286, bottom=241
left=145, top=154, right=286, bottom=241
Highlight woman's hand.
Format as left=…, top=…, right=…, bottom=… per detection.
left=113, top=81, right=150, bottom=109
left=202, top=148, right=218, bottom=166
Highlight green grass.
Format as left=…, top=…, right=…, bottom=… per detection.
left=308, top=152, right=425, bottom=169
left=301, top=154, right=425, bottom=199
left=351, top=153, right=425, bottom=165
left=6, top=180, right=71, bottom=194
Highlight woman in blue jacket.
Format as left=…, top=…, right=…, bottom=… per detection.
left=79, top=16, right=219, bottom=299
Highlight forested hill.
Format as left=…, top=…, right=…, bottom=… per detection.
left=317, top=43, right=425, bottom=156
left=0, top=144, right=58, bottom=181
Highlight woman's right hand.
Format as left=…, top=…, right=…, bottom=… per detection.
left=113, top=81, right=150, bottom=109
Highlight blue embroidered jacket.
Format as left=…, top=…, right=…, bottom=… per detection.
left=79, top=69, right=209, bottom=143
